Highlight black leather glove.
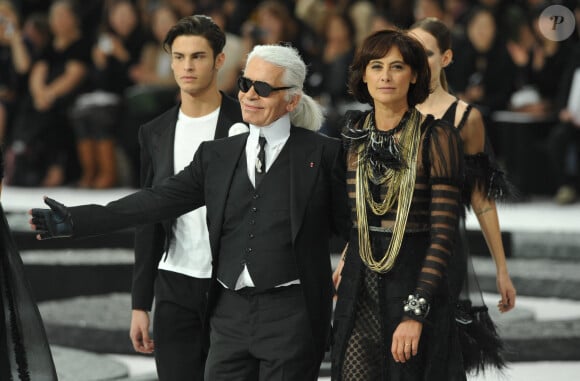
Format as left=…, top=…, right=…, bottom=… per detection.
left=30, top=197, right=74, bottom=239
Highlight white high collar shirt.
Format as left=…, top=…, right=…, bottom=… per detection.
left=245, top=113, right=292, bottom=187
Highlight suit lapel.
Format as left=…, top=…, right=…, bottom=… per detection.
left=289, top=128, right=322, bottom=242
left=215, top=93, right=240, bottom=139
left=152, top=106, right=179, bottom=177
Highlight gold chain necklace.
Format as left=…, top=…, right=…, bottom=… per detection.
left=356, top=108, right=422, bottom=273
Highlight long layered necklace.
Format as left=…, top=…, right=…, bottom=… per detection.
left=354, top=108, right=422, bottom=273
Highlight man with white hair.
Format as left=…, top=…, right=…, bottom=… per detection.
left=30, top=44, right=351, bottom=381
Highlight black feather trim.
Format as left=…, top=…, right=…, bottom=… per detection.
left=341, top=110, right=408, bottom=178
left=463, top=153, right=520, bottom=206
left=340, top=110, right=368, bottom=152
left=456, top=299, right=507, bottom=374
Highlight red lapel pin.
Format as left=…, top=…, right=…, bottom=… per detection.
left=309, top=162, right=315, bottom=168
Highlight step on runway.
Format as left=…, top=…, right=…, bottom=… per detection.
left=51, top=346, right=129, bottom=380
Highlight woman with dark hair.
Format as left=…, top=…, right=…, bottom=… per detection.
left=331, top=29, right=465, bottom=380
left=0, top=146, right=57, bottom=380
left=71, top=0, right=146, bottom=189
left=409, top=16, right=516, bottom=373
left=445, top=6, right=516, bottom=116
left=6, top=0, right=90, bottom=187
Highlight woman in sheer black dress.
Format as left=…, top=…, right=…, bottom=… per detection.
left=331, top=29, right=465, bottom=381
left=0, top=147, right=57, bottom=380
left=410, top=17, right=517, bottom=373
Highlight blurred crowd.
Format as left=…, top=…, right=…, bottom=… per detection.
left=0, top=0, right=579, bottom=202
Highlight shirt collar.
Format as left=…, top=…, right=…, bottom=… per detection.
left=248, top=114, right=291, bottom=147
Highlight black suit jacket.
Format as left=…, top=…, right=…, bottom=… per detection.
left=132, top=92, right=243, bottom=310
left=70, top=126, right=351, bottom=357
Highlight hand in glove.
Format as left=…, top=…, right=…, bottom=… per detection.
left=29, top=197, right=74, bottom=240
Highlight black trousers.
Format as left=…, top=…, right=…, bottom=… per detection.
left=153, top=270, right=210, bottom=381
left=205, top=285, right=319, bottom=381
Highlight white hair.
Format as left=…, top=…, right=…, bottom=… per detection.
left=245, top=45, right=324, bottom=131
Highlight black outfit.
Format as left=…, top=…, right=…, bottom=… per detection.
left=8, top=36, right=91, bottom=186
left=65, top=126, right=351, bottom=380
left=332, top=110, right=466, bottom=381
left=0, top=150, right=57, bottom=380
left=441, top=100, right=510, bottom=373
left=446, top=36, right=516, bottom=116
left=0, top=41, right=27, bottom=143
left=132, top=93, right=243, bottom=381
left=512, top=41, right=570, bottom=104
left=71, top=26, right=146, bottom=140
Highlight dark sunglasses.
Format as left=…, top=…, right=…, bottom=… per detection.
left=237, top=76, right=293, bottom=97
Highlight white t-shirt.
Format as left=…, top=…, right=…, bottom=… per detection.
left=157, top=107, right=220, bottom=278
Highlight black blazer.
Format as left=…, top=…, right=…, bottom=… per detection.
left=70, top=126, right=351, bottom=357
left=132, top=92, right=243, bottom=310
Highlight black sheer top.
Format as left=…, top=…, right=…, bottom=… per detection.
left=343, top=110, right=463, bottom=301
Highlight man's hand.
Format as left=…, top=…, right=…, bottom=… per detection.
left=130, top=309, right=154, bottom=354
left=29, top=197, right=74, bottom=240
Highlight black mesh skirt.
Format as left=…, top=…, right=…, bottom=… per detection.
left=332, top=230, right=466, bottom=381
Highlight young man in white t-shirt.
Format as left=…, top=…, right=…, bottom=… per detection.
left=128, top=15, right=243, bottom=380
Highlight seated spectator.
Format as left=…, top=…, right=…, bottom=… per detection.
left=129, top=4, right=178, bottom=88
left=207, top=6, right=245, bottom=96
left=507, top=7, right=571, bottom=118
left=0, top=0, right=31, bottom=143
left=70, top=0, right=146, bottom=188
left=241, top=0, right=319, bottom=75
left=320, top=11, right=356, bottom=108
left=123, top=3, right=179, bottom=184
left=315, top=11, right=356, bottom=137
left=5, top=0, right=90, bottom=187
left=446, top=6, right=516, bottom=117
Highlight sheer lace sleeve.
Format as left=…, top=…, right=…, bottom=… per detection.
left=415, top=122, right=462, bottom=303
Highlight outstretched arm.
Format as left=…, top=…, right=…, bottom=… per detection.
left=29, top=142, right=210, bottom=239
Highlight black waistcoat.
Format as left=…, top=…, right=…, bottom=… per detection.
left=217, top=146, right=297, bottom=290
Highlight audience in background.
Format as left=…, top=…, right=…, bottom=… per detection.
left=123, top=3, right=179, bottom=184
left=446, top=6, right=516, bottom=117
left=0, top=0, right=577, bottom=203
left=0, top=0, right=31, bottom=143
left=70, top=0, right=146, bottom=189
left=508, top=7, right=571, bottom=117
left=6, top=0, right=89, bottom=187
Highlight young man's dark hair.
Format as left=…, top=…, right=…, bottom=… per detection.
left=163, top=14, right=226, bottom=57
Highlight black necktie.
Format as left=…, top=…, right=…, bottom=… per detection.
left=255, top=136, right=267, bottom=187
